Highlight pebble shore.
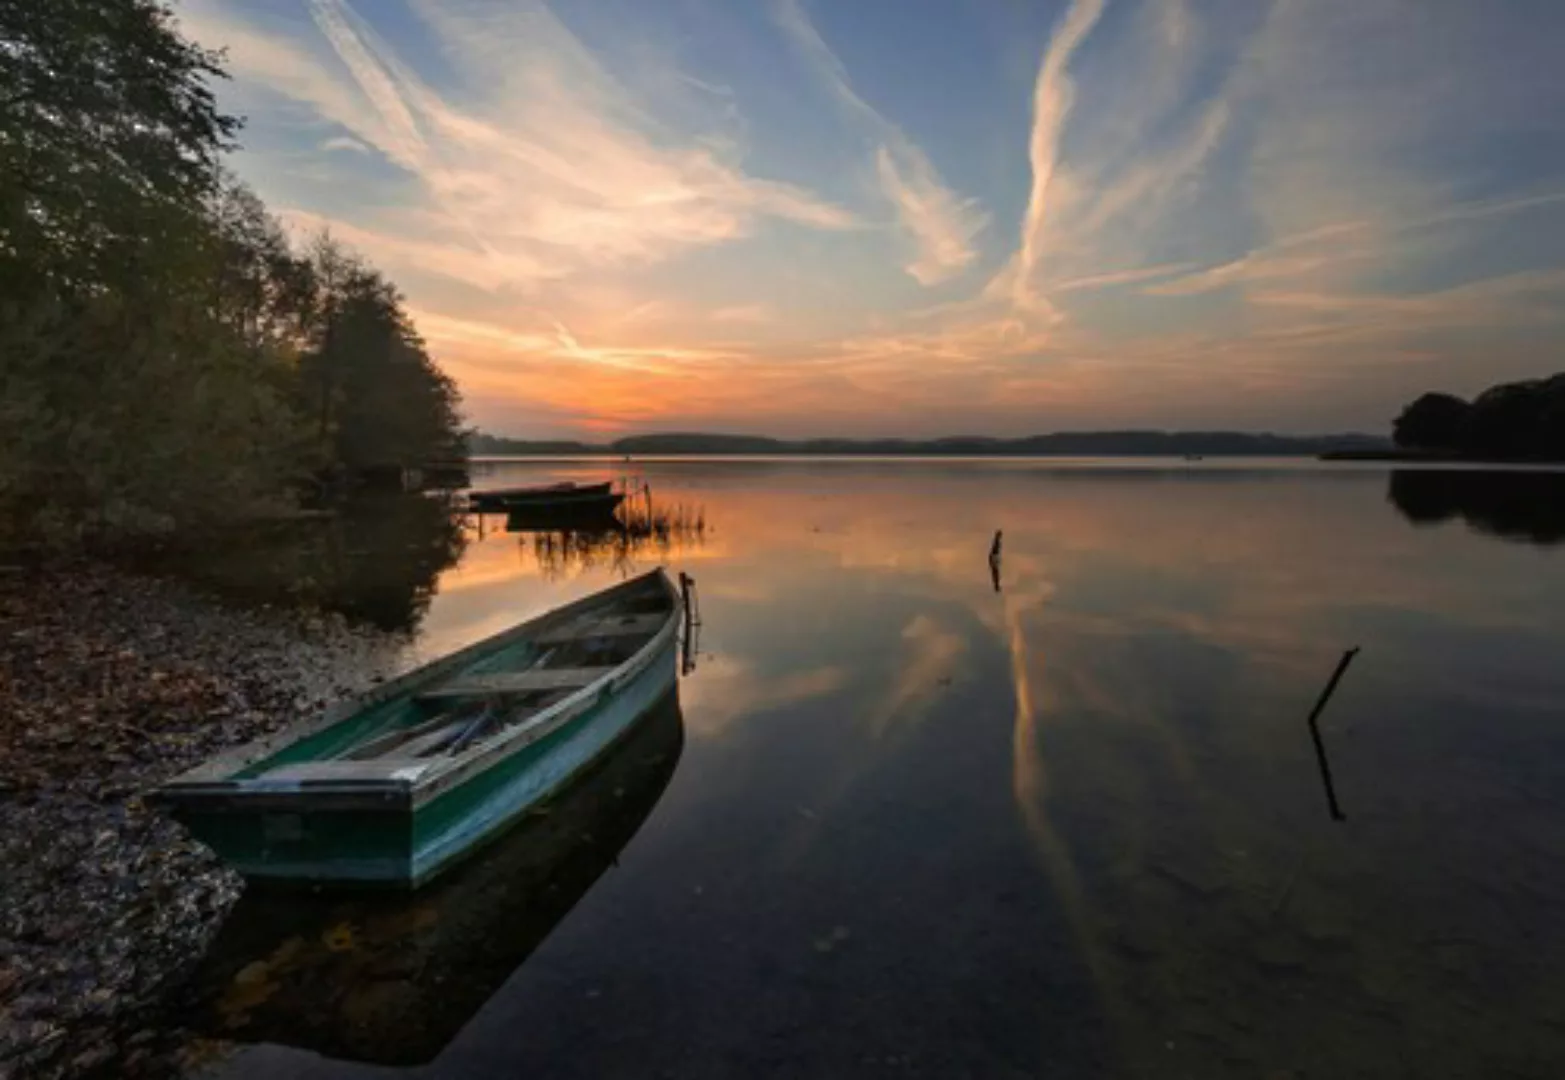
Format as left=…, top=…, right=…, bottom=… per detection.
left=0, top=564, right=405, bottom=1079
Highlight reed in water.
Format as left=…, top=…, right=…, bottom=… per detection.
left=519, top=498, right=707, bottom=580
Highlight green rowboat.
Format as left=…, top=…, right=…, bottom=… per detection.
left=184, top=690, right=685, bottom=1064
left=152, top=568, right=682, bottom=888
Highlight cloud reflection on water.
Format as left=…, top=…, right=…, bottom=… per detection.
left=398, top=460, right=1565, bottom=1075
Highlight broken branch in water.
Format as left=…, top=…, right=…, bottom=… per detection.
left=1307, top=647, right=1359, bottom=822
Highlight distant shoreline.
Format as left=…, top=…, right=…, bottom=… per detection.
left=469, top=430, right=1390, bottom=459
left=473, top=451, right=1344, bottom=461
left=466, top=452, right=1565, bottom=470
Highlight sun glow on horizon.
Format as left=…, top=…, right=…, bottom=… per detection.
left=186, top=0, right=1565, bottom=439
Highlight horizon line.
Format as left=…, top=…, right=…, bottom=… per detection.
left=470, top=427, right=1388, bottom=444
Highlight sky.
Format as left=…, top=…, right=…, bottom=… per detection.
left=179, top=0, right=1565, bottom=440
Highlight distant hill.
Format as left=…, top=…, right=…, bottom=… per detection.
left=469, top=430, right=1389, bottom=457
left=468, top=433, right=603, bottom=456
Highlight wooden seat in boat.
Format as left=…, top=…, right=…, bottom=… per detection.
left=260, top=760, right=433, bottom=784
left=416, top=665, right=617, bottom=701
left=536, top=612, right=667, bottom=646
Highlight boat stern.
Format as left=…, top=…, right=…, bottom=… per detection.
left=154, top=781, right=419, bottom=887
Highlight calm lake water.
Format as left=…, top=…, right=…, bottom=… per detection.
left=193, top=459, right=1565, bottom=1079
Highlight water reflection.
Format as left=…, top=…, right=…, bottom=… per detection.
left=183, top=691, right=684, bottom=1067
left=502, top=498, right=707, bottom=581
left=194, top=461, right=1565, bottom=1078
left=167, top=494, right=466, bottom=632
left=1305, top=648, right=1358, bottom=822
left=679, top=572, right=702, bottom=677
left=1388, top=468, right=1565, bottom=544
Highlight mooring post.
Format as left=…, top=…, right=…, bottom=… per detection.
left=679, top=572, right=701, bottom=626
left=679, top=572, right=700, bottom=675
left=990, top=529, right=1003, bottom=560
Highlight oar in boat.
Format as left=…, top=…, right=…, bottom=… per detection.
left=446, top=700, right=504, bottom=756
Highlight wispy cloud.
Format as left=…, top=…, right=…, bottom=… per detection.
left=710, top=304, right=771, bottom=324
left=1012, top=0, right=1107, bottom=312
left=776, top=0, right=987, bottom=285
left=1147, top=249, right=1357, bottom=297
left=1250, top=267, right=1565, bottom=323
left=185, top=0, right=1565, bottom=438
left=1408, top=190, right=1565, bottom=233
left=1148, top=190, right=1565, bottom=298
left=277, top=208, right=568, bottom=291
left=873, top=145, right=989, bottom=285
left=1008, top=0, right=1252, bottom=315
left=1067, top=96, right=1231, bottom=241
left=319, top=134, right=371, bottom=154
left=188, top=0, right=856, bottom=293
left=1052, top=262, right=1199, bottom=293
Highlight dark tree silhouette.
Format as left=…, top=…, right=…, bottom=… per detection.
left=1389, top=374, right=1565, bottom=461
left=0, top=2, right=466, bottom=547
left=1393, top=393, right=1472, bottom=451
left=296, top=237, right=466, bottom=485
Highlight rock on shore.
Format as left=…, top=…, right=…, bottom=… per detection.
left=0, top=564, right=405, bottom=1079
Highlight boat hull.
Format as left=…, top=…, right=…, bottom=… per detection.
left=168, top=631, right=678, bottom=888
left=467, top=483, right=616, bottom=513
left=184, top=691, right=685, bottom=1064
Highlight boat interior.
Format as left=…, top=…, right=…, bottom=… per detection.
left=250, top=578, right=674, bottom=785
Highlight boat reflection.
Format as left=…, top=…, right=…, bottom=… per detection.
left=491, top=491, right=626, bottom=529
left=183, top=690, right=686, bottom=1066
left=507, top=498, right=707, bottom=581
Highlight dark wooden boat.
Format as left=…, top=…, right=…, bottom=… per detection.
left=501, top=491, right=625, bottom=529
left=467, top=481, right=612, bottom=511
left=179, top=690, right=685, bottom=1066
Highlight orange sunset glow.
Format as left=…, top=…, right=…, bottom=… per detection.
left=180, top=0, right=1565, bottom=438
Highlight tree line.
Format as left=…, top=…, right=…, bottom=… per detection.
left=1394, top=373, right=1565, bottom=461
left=470, top=430, right=1387, bottom=457
left=1, top=0, right=465, bottom=548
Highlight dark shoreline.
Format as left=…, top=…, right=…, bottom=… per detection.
left=0, top=564, right=401, bottom=1079
left=472, top=430, right=1388, bottom=458
left=1319, top=449, right=1565, bottom=464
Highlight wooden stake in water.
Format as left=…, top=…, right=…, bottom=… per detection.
left=1307, top=647, right=1358, bottom=822
left=679, top=573, right=701, bottom=675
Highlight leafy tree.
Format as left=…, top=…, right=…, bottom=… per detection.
left=297, top=236, right=465, bottom=483
left=1, top=3, right=466, bottom=547
left=1392, top=376, right=1565, bottom=461
left=1465, top=382, right=1545, bottom=458
left=207, top=177, right=318, bottom=359
left=1392, top=392, right=1471, bottom=451
left=0, top=0, right=236, bottom=291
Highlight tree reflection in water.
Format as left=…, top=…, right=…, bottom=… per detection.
left=1387, top=469, right=1565, bottom=545
left=158, top=494, right=468, bottom=632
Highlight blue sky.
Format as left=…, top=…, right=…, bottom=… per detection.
left=180, top=0, right=1565, bottom=438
